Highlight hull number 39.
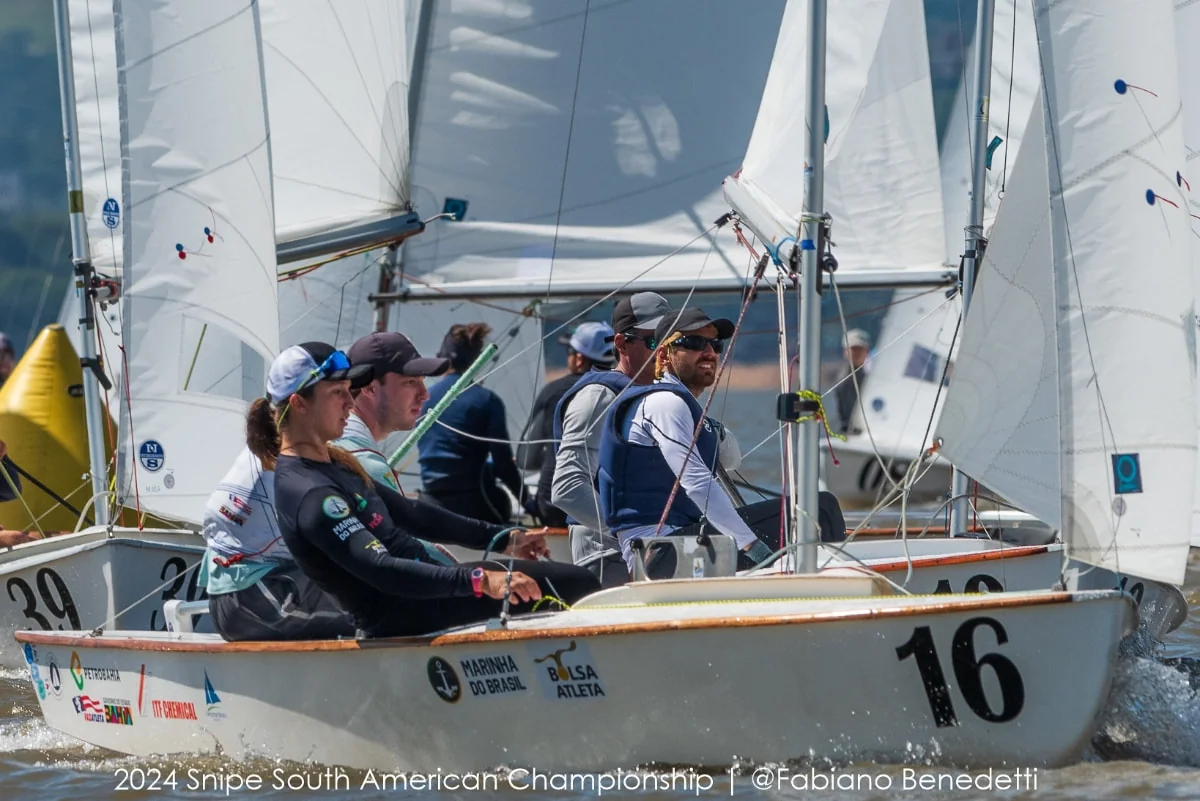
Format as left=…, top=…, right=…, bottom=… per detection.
left=895, top=617, right=1025, bottom=727
left=5, top=569, right=82, bottom=631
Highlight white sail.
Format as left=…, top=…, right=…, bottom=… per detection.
left=113, top=1, right=278, bottom=523
left=1176, top=0, right=1200, bottom=547
left=399, top=0, right=787, bottom=296
left=934, top=100, right=1059, bottom=526
left=723, top=0, right=946, bottom=278
left=942, top=0, right=1195, bottom=585
left=848, top=289, right=961, bottom=458
left=259, top=0, right=410, bottom=246
left=258, top=0, right=412, bottom=349
left=64, top=0, right=125, bottom=380
left=938, top=0, right=1039, bottom=263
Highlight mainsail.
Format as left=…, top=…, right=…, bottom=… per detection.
left=260, top=0, right=420, bottom=349
left=112, top=1, right=278, bottom=523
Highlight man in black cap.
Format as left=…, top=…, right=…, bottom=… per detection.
left=550, top=292, right=670, bottom=585
left=336, top=332, right=450, bottom=493
left=596, top=307, right=775, bottom=575
left=334, top=332, right=458, bottom=565
left=597, top=308, right=847, bottom=578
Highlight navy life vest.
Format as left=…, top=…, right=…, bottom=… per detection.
left=552, top=368, right=632, bottom=448
left=597, top=380, right=720, bottom=533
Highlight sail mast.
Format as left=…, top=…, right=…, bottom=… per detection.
left=948, top=0, right=996, bottom=537
left=52, top=0, right=111, bottom=526
left=793, top=0, right=829, bottom=573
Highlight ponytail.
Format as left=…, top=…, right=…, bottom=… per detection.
left=246, top=397, right=280, bottom=469
left=329, top=445, right=373, bottom=486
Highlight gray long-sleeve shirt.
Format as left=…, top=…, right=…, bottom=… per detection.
left=550, top=382, right=614, bottom=533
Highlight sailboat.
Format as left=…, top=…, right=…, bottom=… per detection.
left=15, top=0, right=1169, bottom=772
left=0, top=0, right=428, bottom=669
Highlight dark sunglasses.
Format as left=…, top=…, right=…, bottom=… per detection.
left=670, top=334, right=724, bottom=354
left=620, top=331, right=656, bottom=348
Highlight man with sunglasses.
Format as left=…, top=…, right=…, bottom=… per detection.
left=597, top=308, right=777, bottom=576
left=550, top=292, right=670, bottom=586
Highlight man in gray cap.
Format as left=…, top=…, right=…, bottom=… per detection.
left=596, top=307, right=777, bottom=577
left=550, top=292, right=669, bottom=585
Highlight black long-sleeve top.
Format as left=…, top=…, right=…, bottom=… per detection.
left=274, top=454, right=511, bottom=627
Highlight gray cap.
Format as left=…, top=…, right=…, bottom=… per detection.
left=610, top=292, right=671, bottom=336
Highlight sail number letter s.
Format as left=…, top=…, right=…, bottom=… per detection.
left=895, top=617, right=1025, bottom=727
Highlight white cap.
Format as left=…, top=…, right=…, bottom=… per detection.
left=266, top=342, right=373, bottom=405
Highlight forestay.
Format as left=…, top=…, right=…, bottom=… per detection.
left=723, top=0, right=945, bottom=279
left=113, top=1, right=278, bottom=524
left=939, top=0, right=1039, bottom=262
left=941, top=0, right=1196, bottom=585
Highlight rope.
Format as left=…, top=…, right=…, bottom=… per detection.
left=652, top=255, right=769, bottom=537
left=0, top=458, right=44, bottom=538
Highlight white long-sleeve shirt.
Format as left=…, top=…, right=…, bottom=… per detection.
left=616, top=374, right=757, bottom=567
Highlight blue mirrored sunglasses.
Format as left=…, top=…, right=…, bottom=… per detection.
left=296, top=350, right=351, bottom=393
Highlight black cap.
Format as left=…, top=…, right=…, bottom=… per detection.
left=347, top=332, right=450, bottom=378
left=654, top=307, right=735, bottom=347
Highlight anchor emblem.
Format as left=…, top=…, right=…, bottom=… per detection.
left=426, top=657, right=461, bottom=703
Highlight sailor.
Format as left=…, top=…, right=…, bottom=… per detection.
left=418, top=322, right=523, bottom=524
left=550, top=293, right=669, bottom=586
left=200, top=343, right=364, bottom=642
left=835, top=328, right=871, bottom=434
left=519, top=321, right=615, bottom=528
left=0, top=333, right=14, bottom=390
left=334, top=331, right=455, bottom=565
left=259, top=342, right=601, bottom=637
left=597, top=308, right=776, bottom=576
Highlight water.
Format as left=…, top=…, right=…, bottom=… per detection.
left=2, top=559, right=1199, bottom=800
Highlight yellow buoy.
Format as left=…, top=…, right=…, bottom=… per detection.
left=0, top=325, right=116, bottom=532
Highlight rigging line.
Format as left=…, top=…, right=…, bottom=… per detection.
left=952, top=0, right=973, bottom=166
left=470, top=224, right=720, bottom=388
left=571, top=232, right=720, bottom=448
left=652, top=253, right=767, bottom=538
left=386, top=271, right=549, bottom=319
left=1000, top=1, right=1019, bottom=195
left=826, top=278, right=954, bottom=499
left=541, top=0, right=593, bottom=397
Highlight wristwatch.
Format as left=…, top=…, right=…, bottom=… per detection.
left=470, top=567, right=485, bottom=598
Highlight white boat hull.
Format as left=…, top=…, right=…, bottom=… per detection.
left=0, top=527, right=208, bottom=669
left=17, top=582, right=1133, bottom=771
left=824, top=439, right=951, bottom=507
